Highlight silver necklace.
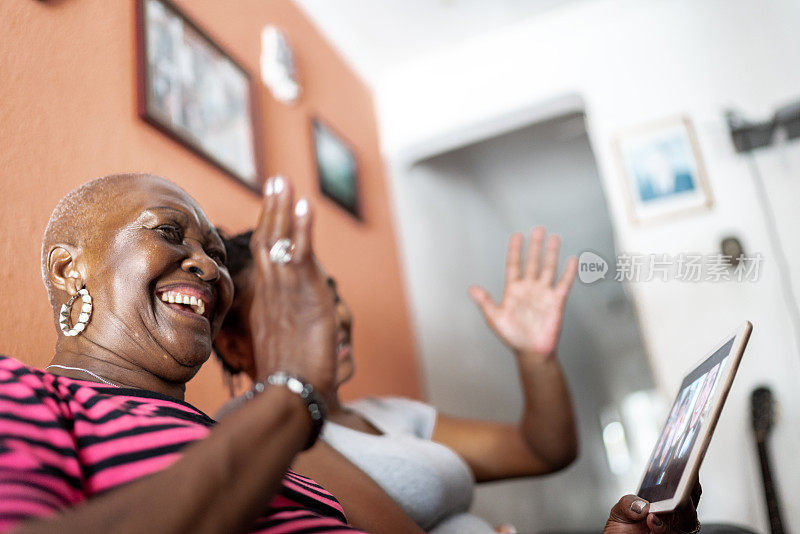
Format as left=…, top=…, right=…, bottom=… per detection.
left=45, top=364, right=120, bottom=388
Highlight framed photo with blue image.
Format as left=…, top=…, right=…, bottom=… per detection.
left=312, top=117, right=361, bottom=219
left=615, top=116, right=713, bottom=224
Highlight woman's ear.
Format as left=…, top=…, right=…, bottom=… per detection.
left=47, top=245, right=84, bottom=296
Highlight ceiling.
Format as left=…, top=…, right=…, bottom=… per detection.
left=292, top=0, right=586, bottom=85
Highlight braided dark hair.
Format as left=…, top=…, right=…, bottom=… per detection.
left=221, top=230, right=254, bottom=279
left=212, top=230, right=254, bottom=376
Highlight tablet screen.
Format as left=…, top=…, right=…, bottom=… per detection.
left=637, top=337, right=736, bottom=502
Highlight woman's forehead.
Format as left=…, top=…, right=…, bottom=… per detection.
left=131, top=179, right=198, bottom=207
left=122, top=181, right=211, bottom=228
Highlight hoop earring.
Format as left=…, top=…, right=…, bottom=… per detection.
left=59, top=288, right=92, bottom=337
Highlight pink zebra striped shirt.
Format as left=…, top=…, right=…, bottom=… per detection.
left=0, top=356, right=364, bottom=533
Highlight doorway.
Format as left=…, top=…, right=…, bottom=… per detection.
left=396, top=112, right=658, bottom=530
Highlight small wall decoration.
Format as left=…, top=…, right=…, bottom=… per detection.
left=260, top=26, right=301, bottom=103
left=136, top=0, right=262, bottom=191
left=615, top=117, right=713, bottom=223
left=312, top=118, right=360, bottom=218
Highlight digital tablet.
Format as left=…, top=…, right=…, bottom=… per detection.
left=636, top=321, right=752, bottom=512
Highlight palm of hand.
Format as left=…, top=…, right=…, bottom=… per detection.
left=470, top=228, right=577, bottom=359
left=488, top=279, right=565, bottom=356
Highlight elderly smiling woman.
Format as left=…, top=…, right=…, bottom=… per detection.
left=0, top=172, right=699, bottom=534
left=0, top=173, right=362, bottom=533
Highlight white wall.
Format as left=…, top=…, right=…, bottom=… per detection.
left=379, top=0, right=800, bottom=531
left=405, top=114, right=664, bottom=530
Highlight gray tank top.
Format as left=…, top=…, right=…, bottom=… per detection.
left=322, top=397, right=494, bottom=532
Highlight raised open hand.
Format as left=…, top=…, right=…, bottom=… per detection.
left=249, top=176, right=337, bottom=398
left=469, top=227, right=577, bottom=360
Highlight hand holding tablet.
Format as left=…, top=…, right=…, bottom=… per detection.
left=637, top=321, right=753, bottom=513
left=604, top=482, right=701, bottom=533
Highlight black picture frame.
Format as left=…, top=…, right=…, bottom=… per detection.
left=135, top=0, right=264, bottom=193
left=311, top=117, right=361, bottom=219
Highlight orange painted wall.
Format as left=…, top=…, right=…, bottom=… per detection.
left=0, top=0, right=421, bottom=413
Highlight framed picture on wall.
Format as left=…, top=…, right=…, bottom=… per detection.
left=136, top=0, right=263, bottom=192
left=614, top=116, right=713, bottom=223
left=312, top=117, right=361, bottom=219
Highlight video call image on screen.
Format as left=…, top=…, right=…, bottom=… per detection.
left=638, top=338, right=735, bottom=502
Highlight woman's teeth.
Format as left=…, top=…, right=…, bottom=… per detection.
left=160, top=291, right=206, bottom=316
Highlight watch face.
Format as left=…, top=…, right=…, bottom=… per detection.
left=261, top=26, right=301, bottom=103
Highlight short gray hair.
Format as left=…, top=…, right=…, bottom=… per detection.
left=40, top=172, right=155, bottom=308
